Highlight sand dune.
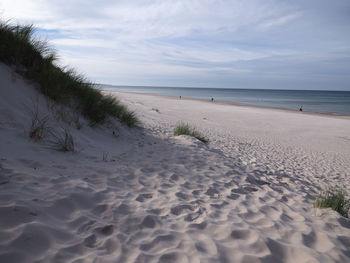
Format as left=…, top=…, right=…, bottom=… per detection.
left=0, top=63, right=349, bottom=262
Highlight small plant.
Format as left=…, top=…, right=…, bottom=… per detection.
left=29, top=115, right=50, bottom=140
left=102, top=152, right=109, bottom=162
left=173, top=123, right=209, bottom=144
left=119, top=110, right=139, bottom=127
left=50, top=128, right=75, bottom=152
left=314, top=188, right=350, bottom=217
left=29, top=104, right=51, bottom=141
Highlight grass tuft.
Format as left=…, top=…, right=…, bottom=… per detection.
left=314, top=188, right=350, bottom=218
left=50, top=128, right=75, bottom=152
left=28, top=103, right=51, bottom=141
left=173, top=123, right=209, bottom=144
left=29, top=115, right=50, bottom=141
left=0, top=20, right=138, bottom=126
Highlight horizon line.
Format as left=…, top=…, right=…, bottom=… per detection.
left=97, top=83, right=350, bottom=92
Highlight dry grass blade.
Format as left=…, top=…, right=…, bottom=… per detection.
left=50, top=128, right=75, bottom=152
left=29, top=104, right=51, bottom=141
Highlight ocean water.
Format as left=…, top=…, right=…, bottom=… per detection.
left=100, top=85, right=350, bottom=115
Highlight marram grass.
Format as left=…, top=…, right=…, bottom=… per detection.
left=314, top=188, right=350, bottom=218
left=50, top=128, right=75, bottom=152
left=0, top=20, right=138, bottom=126
left=174, top=123, right=209, bottom=144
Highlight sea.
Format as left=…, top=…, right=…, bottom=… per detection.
left=99, top=85, right=350, bottom=115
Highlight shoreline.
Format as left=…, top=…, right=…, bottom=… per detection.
left=105, top=90, right=350, bottom=119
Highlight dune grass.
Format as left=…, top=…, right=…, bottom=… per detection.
left=314, top=188, right=350, bottom=217
left=29, top=112, right=51, bottom=141
left=173, top=123, right=208, bottom=144
left=28, top=102, right=52, bottom=141
left=0, top=20, right=138, bottom=126
left=50, top=128, right=75, bottom=152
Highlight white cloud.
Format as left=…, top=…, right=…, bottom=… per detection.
left=258, top=12, right=301, bottom=31
left=1, top=0, right=349, bottom=89
left=0, top=0, right=51, bottom=22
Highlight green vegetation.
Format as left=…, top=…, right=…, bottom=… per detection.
left=0, top=21, right=138, bottom=126
left=173, top=123, right=209, bottom=144
left=314, top=188, right=350, bottom=217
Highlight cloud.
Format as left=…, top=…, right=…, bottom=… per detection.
left=257, top=12, right=301, bottom=31
left=0, top=0, right=349, bottom=90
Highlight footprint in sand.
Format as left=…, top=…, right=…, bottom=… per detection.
left=140, top=234, right=177, bottom=252
left=175, top=192, right=192, bottom=201
left=302, top=230, right=334, bottom=253
left=84, top=234, right=97, bottom=248
left=231, top=228, right=258, bottom=243
left=186, top=210, right=206, bottom=223
left=97, top=225, right=114, bottom=236
left=189, top=221, right=208, bottom=230
left=141, top=215, right=158, bottom=228
left=158, top=252, right=188, bottom=263
left=136, top=193, right=153, bottom=202
left=195, top=236, right=217, bottom=255
left=205, top=187, right=221, bottom=198
left=170, top=173, right=180, bottom=181
left=170, top=204, right=197, bottom=216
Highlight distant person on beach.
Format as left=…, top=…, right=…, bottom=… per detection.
left=179, top=96, right=182, bottom=99
left=299, top=106, right=303, bottom=111
left=211, top=98, right=214, bottom=102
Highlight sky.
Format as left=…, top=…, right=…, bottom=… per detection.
left=1, top=0, right=350, bottom=90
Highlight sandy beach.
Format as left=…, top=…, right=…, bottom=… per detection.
left=1, top=63, right=350, bottom=262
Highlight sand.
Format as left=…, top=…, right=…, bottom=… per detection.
left=0, top=62, right=350, bottom=262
